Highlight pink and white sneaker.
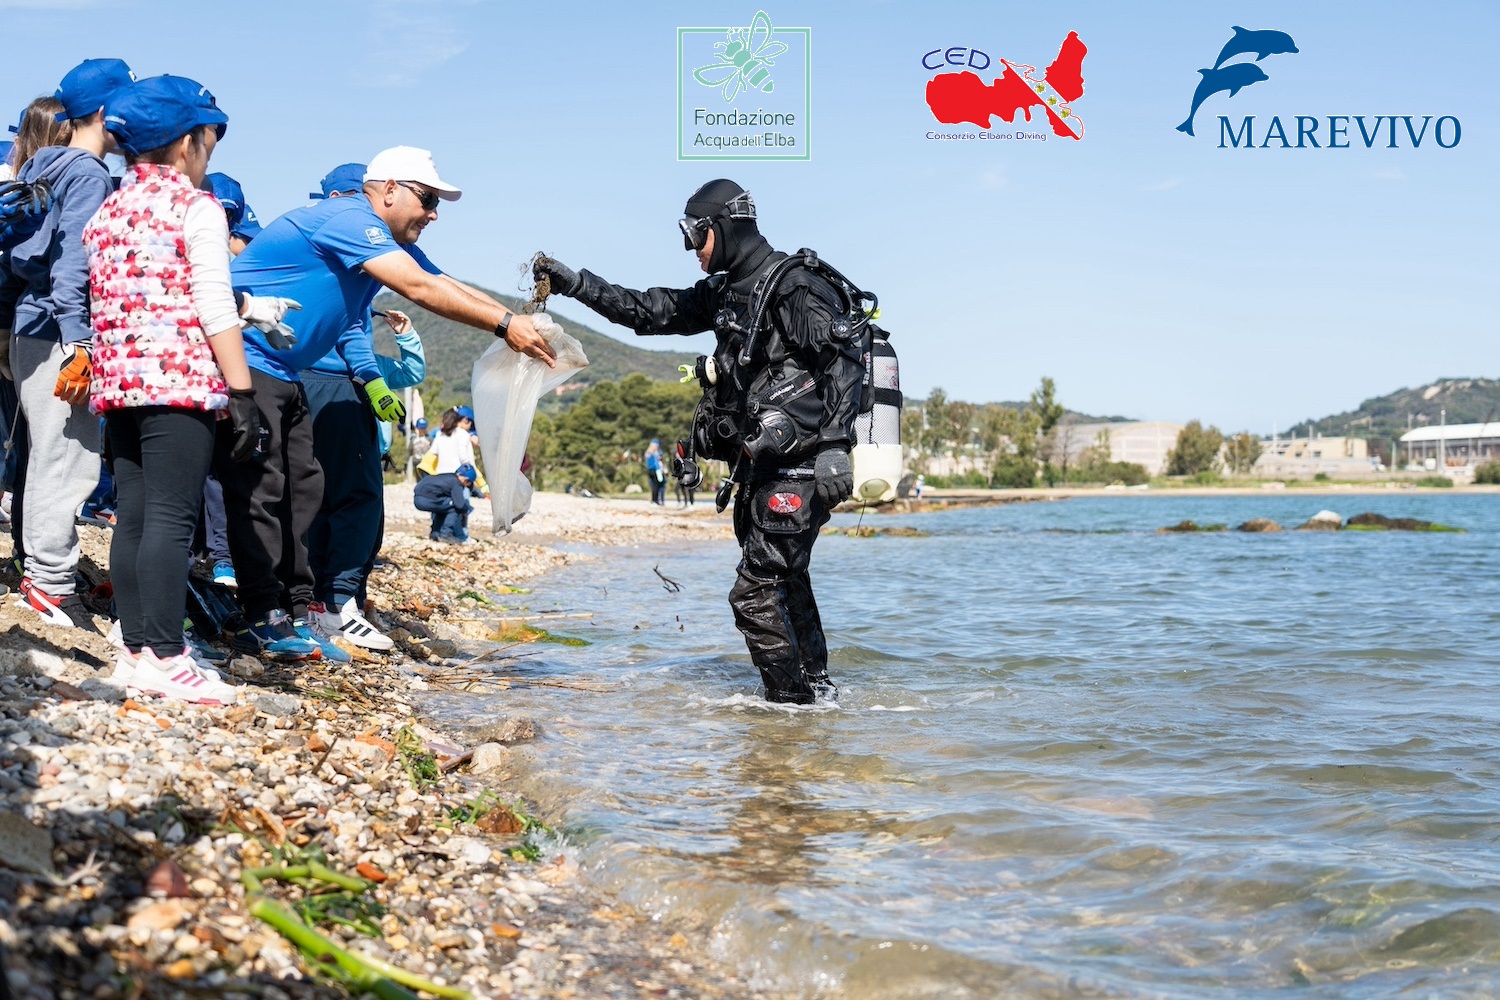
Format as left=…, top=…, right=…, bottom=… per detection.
left=109, top=649, right=138, bottom=689
left=108, top=625, right=223, bottom=682
left=128, top=649, right=239, bottom=706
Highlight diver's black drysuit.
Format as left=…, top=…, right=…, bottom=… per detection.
left=560, top=221, right=865, bottom=703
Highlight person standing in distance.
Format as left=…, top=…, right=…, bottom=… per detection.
left=534, top=180, right=863, bottom=704
left=221, top=145, right=555, bottom=658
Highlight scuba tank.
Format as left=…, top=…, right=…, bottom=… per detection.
left=850, top=324, right=903, bottom=505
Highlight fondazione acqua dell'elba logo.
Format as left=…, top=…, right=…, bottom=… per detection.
left=922, top=32, right=1088, bottom=142
left=1178, top=25, right=1462, bottom=149
left=678, top=10, right=810, bottom=161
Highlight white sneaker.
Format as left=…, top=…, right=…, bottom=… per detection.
left=110, top=648, right=138, bottom=688
left=129, top=649, right=239, bottom=706
left=317, top=597, right=394, bottom=652
left=110, top=625, right=222, bottom=681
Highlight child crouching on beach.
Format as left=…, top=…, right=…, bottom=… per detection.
left=414, top=463, right=477, bottom=544
left=85, top=76, right=292, bottom=704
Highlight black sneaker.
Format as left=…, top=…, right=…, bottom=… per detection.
left=227, top=610, right=320, bottom=660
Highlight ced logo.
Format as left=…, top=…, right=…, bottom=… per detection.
left=921, top=46, right=990, bottom=72
left=767, top=492, right=802, bottom=514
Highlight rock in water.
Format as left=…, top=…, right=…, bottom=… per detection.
left=1345, top=512, right=1461, bottom=532
left=1297, top=510, right=1343, bottom=531
left=471, top=742, right=511, bottom=774
left=1235, top=518, right=1283, bottom=533
left=472, top=717, right=538, bottom=744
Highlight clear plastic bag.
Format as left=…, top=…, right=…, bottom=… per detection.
left=471, top=314, right=588, bottom=532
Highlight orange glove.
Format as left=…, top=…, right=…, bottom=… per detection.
left=54, top=345, right=92, bottom=406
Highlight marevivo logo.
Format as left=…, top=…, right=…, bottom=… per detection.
left=1178, top=26, right=1462, bottom=149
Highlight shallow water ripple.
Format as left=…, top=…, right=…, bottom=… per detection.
left=425, top=495, right=1500, bottom=997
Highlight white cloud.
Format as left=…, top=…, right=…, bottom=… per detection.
left=357, top=0, right=472, bottom=88
left=1374, top=168, right=1407, bottom=182
left=1141, top=177, right=1184, bottom=192
left=979, top=169, right=1007, bottom=191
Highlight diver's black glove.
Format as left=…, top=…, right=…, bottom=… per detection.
left=532, top=256, right=580, bottom=297
left=226, top=388, right=266, bottom=463
left=813, top=445, right=853, bottom=508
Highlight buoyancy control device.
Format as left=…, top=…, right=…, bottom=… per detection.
left=676, top=249, right=903, bottom=507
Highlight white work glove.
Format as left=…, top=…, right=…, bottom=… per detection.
left=240, top=294, right=300, bottom=327
left=240, top=295, right=302, bottom=351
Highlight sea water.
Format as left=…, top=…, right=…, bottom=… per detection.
left=421, top=495, right=1500, bottom=998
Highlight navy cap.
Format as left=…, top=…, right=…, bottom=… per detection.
left=234, top=202, right=262, bottom=241
left=7, top=109, right=22, bottom=135
left=206, top=172, right=261, bottom=240
left=311, top=162, right=365, bottom=199
left=455, top=463, right=477, bottom=482
left=54, top=58, right=135, bottom=122
left=104, top=75, right=229, bottom=157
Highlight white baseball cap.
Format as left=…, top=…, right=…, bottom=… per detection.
left=364, top=146, right=462, bottom=201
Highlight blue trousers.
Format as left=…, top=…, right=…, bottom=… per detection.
left=302, top=373, right=382, bottom=606
left=413, top=494, right=468, bottom=541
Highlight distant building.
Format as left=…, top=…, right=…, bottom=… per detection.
left=1254, top=436, right=1375, bottom=478
left=1399, top=422, right=1500, bottom=469
left=1060, top=421, right=1184, bottom=476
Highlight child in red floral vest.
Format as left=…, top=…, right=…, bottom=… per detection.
left=84, top=75, right=294, bottom=704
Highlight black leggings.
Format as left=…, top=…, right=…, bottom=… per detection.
left=107, top=407, right=215, bottom=658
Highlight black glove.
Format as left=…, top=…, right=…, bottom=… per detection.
left=227, top=388, right=266, bottom=463
left=813, top=446, right=853, bottom=508
left=533, top=256, right=580, bottom=297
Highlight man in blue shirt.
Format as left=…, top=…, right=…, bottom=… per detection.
left=218, top=145, right=556, bottom=657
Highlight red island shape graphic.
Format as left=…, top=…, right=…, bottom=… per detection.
left=925, top=31, right=1087, bottom=139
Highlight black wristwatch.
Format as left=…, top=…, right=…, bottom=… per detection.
left=494, top=313, right=512, bottom=339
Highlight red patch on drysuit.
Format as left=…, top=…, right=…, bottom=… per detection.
left=767, top=492, right=802, bottom=515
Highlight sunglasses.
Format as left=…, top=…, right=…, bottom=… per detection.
left=398, top=181, right=439, bottom=212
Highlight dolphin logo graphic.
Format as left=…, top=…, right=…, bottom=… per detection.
left=1176, top=63, right=1269, bottom=136
left=1212, top=26, right=1299, bottom=70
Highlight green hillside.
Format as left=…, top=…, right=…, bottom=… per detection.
left=1285, top=378, right=1500, bottom=441
left=371, top=283, right=695, bottom=401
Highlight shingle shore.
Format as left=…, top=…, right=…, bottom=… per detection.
left=0, top=490, right=772, bottom=1000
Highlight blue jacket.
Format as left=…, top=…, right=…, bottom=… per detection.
left=415, top=473, right=472, bottom=514
left=0, top=146, right=112, bottom=343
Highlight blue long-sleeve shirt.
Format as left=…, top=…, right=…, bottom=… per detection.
left=415, top=472, right=472, bottom=514
left=0, top=147, right=112, bottom=344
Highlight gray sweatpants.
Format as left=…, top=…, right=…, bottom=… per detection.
left=12, top=335, right=100, bottom=596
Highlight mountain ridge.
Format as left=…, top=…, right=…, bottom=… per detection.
left=371, top=283, right=696, bottom=400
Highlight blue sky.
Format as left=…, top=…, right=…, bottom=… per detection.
left=3, top=0, right=1494, bottom=431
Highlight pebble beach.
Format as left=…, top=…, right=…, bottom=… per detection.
left=0, top=488, right=763, bottom=1000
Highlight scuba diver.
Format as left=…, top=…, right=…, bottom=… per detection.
left=534, top=179, right=870, bottom=704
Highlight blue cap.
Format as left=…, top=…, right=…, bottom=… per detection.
left=0, top=141, right=12, bottom=168
left=415, top=417, right=428, bottom=429
left=234, top=202, right=262, bottom=240
left=206, top=172, right=262, bottom=239
left=7, top=109, right=21, bottom=135
left=311, top=162, right=365, bottom=199
left=104, top=75, right=228, bottom=157
left=455, top=463, right=477, bottom=482
left=455, top=405, right=475, bottom=421
left=54, top=58, right=135, bottom=122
